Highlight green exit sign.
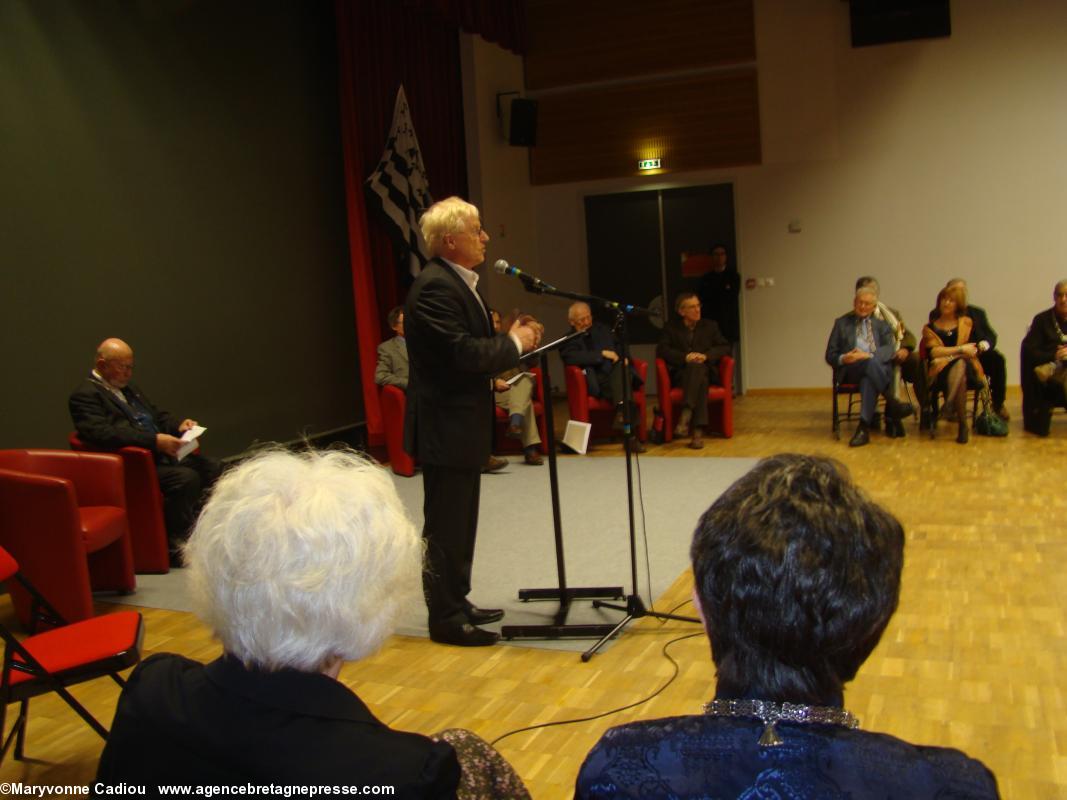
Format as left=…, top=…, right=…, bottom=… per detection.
left=638, top=158, right=661, bottom=170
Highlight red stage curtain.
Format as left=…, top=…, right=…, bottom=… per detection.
left=335, top=0, right=521, bottom=444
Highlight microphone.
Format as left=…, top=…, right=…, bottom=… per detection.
left=493, top=260, right=556, bottom=291
left=607, top=301, right=661, bottom=318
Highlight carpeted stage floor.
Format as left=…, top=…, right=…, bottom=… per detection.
left=110, top=454, right=757, bottom=652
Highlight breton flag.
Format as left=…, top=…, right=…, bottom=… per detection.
left=365, top=85, right=433, bottom=278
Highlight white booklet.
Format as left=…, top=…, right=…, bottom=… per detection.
left=176, top=425, right=206, bottom=462
left=505, top=371, right=535, bottom=386
left=561, top=420, right=591, bottom=455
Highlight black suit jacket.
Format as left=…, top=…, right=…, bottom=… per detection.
left=1021, top=307, right=1067, bottom=435
left=657, top=318, right=732, bottom=376
left=825, top=313, right=896, bottom=368
left=403, top=258, right=519, bottom=468
left=69, top=376, right=178, bottom=453
left=559, top=321, right=622, bottom=398
left=95, top=654, right=460, bottom=796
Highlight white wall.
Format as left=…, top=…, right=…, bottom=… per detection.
left=464, top=0, right=1067, bottom=389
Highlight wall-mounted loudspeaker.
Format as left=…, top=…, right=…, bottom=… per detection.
left=509, top=98, right=538, bottom=147
left=849, top=0, right=950, bottom=48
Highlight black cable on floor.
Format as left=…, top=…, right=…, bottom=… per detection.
left=489, top=629, right=704, bottom=747
left=633, top=451, right=657, bottom=614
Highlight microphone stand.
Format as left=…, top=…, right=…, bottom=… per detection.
left=499, top=276, right=699, bottom=658
left=500, top=331, right=624, bottom=642
left=580, top=304, right=698, bottom=662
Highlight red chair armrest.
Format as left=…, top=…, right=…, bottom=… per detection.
left=23, top=450, right=126, bottom=509
left=564, top=365, right=590, bottom=421
left=717, top=355, right=734, bottom=390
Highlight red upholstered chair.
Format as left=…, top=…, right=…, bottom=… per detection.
left=68, top=433, right=170, bottom=574
left=0, top=544, right=143, bottom=764
left=380, top=385, right=415, bottom=477
left=656, top=357, right=735, bottom=441
left=0, top=449, right=135, bottom=626
left=493, top=366, right=548, bottom=454
left=564, top=358, right=648, bottom=443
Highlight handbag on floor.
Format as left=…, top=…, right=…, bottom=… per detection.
left=974, top=381, right=1008, bottom=437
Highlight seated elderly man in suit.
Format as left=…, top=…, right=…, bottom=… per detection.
left=826, top=287, right=907, bottom=447
left=69, top=337, right=221, bottom=563
left=1021, top=280, right=1067, bottom=436
left=560, top=301, right=645, bottom=452
left=855, top=276, right=925, bottom=427
left=95, top=449, right=530, bottom=797
left=656, top=292, right=731, bottom=450
left=374, top=305, right=408, bottom=390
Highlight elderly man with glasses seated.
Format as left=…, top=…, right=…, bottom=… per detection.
left=656, top=292, right=732, bottom=449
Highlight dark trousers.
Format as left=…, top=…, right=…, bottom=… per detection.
left=587, top=361, right=644, bottom=409
left=1023, top=378, right=1067, bottom=436
left=900, top=350, right=928, bottom=408
left=979, top=349, right=1007, bottom=409
left=669, top=363, right=721, bottom=427
left=156, top=453, right=221, bottom=546
left=422, top=463, right=481, bottom=628
left=840, top=358, right=892, bottom=425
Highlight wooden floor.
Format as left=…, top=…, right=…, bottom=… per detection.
left=3, top=388, right=1065, bottom=798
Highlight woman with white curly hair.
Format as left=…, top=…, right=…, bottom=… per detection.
left=96, top=448, right=528, bottom=798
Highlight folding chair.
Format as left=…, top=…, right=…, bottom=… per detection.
left=0, top=544, right=143, bottom=764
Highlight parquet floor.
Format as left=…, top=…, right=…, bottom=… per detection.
left=3, top=388, right=1065, bottom=798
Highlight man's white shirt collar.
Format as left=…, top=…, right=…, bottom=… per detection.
left=92, top=369, right=128, bottom=403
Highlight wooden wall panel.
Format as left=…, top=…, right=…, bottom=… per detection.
left=525, top=0, right=755, bottom=90
left=529, top=69, right=761, bottom=185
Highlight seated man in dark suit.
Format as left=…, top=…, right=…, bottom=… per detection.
left=69, top=338, right=220, bottom=563
left=855, top=276, right=925, bottom=427
left=656, top=292, right=731, bottom=449
left=1021, top=280, right=1067, bottom=436
left=826, top=287, right=906, bottom=447
left=560, top=301, right=645, bottom=451
left=932, top=279, right=1009, bottom=420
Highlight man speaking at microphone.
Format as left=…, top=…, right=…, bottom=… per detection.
left=404, top=196, right=541, bottom=646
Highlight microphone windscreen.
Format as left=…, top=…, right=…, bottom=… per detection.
left=493, top=259, right=510, bottom=275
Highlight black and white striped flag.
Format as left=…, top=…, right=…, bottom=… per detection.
left=365, top=85, right=433, bottom=278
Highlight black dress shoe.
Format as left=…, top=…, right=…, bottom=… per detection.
left=466, top=606, right=504, bottom=625
left=429, top=623, right=500, bottom=647
left=894, top=402, right=915, bottom=420
left=849, top=423, right=870, bottom=448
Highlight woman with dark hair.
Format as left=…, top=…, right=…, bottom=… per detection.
left=922, top=284, right=986, bottom=443
left=576, top=454, right=998, bottom=799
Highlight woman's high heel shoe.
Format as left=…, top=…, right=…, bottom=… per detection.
left=957, top=420, right=969, bottom=444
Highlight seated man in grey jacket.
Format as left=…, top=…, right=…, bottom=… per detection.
left=825, top=288, right=907, bottom=447
left=374, top=306, right=408, bottom=390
